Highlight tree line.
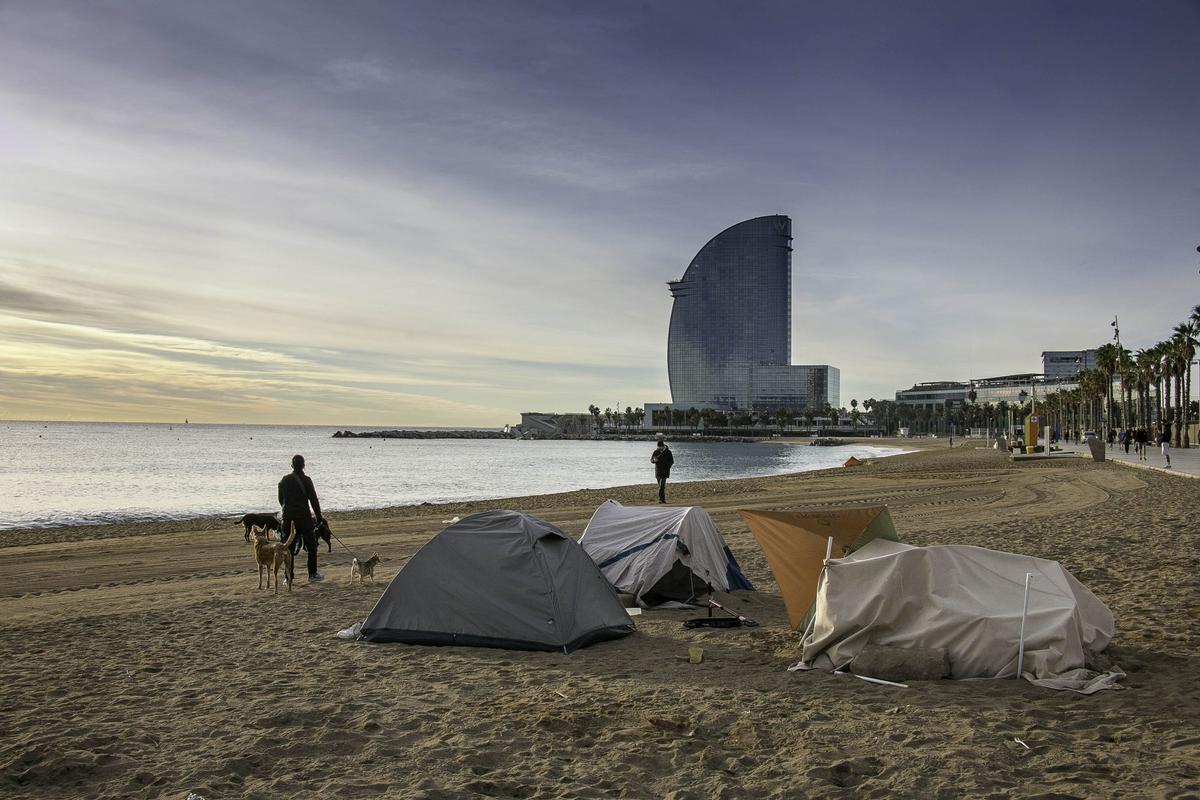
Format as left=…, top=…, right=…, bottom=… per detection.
left=899, top=305, right=1200, bottom=447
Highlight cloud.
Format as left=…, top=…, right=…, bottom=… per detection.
left=0, top=1, right=1197, bottom=422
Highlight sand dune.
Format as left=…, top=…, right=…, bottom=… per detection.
left=1, top=447, right=1197, bottom=798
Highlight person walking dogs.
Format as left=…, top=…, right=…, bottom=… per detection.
left=651, top=435, right=674, bottom=504
left=279, top=454, right=325, bottom=582
left=1159, top=422, right=1172, bottom=469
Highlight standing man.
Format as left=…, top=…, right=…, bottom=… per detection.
left=650, top=435, right=674, bottom=504
left=279, top=454, right=324, bottom=583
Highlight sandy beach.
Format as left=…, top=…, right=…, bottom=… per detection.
left=2, top=444, right=1198, bottom=799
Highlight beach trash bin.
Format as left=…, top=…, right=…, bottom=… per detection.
left=1086, top=436, right=1105, bottom=462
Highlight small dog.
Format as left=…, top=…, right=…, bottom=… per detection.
left=251, top=529, right=297, bottom=594
left=236, top=513, right=281, bottom=542
left=349, top=553, right=381, bottom=585
left=315, top=517, right=333, bottom=552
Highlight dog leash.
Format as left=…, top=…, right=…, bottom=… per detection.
left=327, top=526, right=359, bottom=560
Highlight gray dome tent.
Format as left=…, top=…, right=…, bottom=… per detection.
left=360, top=510, right=635, bottom=652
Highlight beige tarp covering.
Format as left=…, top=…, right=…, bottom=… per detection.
left=738, top=506, right=898, bottom=629
left=799, top=539, right=1122, bottom=692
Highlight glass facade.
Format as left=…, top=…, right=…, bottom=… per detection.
left=668, top=216, right=792, bottom=407
left=1042, top=350, right=1098, bottom=381
left=666, top=215, right=835, bottom=411
left=748, top=365, right=840, bottom=412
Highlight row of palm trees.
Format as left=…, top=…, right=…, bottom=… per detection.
left=897, top=306, right=1200, bottom=446
left=1036, top=308, right=1199, bottom=448
left=588, top=404, right=644, bottom=431
left=588, top=400, right=901, bottom=435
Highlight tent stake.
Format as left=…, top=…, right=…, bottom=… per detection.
left=1016, top=572, right=1033, bottom=679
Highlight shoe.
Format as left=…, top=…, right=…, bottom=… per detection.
left=309, top=573, right=324, bottom=583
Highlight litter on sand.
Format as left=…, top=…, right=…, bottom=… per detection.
left=854, top=674, right=909, bottom=689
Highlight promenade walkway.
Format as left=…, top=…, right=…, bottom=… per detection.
left=1055, top=439, right=1200, bottom=479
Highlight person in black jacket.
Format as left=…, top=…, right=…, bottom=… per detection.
left=1159, top=422, right=1172, bottom=468
left=278, top=454, right=324, bottom=582
left=651, top=436, right=674, bottom=504
left=1135, top=427, right=1149, bottom=461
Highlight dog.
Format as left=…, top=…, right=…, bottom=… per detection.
left=349, top=553, right=381, bottom=585
left=236, top=513, right=281, bottom=542
left=250, top=528, right=297, bottom=594
left=314, top=517, right=333, bottom=552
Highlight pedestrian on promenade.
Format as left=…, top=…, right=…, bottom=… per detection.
left=1135, top=427, right=1149, bottom=461
left=1122, top=428, right=1132, bottom=455
left=650, top=435, right=674, bottom=504
left=1159, top=422, right=1172, bottom=469
left=279, top=454, right=325, bottom=582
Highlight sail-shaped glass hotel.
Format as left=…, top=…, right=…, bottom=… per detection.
left=664, top=215, right=838, bottom=412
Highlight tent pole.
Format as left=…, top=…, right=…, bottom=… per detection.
left=1016, top=572, right=1033, bottom=679
left=824, top=536, right=833, bottom=563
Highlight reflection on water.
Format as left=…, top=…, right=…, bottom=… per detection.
left=0, top=421, right=906, bottom=529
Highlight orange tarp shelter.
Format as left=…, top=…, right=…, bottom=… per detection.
left=738, top=506, right=898, bottom=629
left=843, top=456, right=863, bottom=467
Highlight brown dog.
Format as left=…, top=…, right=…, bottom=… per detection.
left=349, top=553, right=381, bottom=585
left=251, top=529, right=297, bottom=594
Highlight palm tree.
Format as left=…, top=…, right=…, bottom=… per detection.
left=1134, top=348, right=1157, bottom=429
left=1096, top=343, right=1120, bottom=439
left=1116, top=347, right=1134, bottom=429
left=1173, top=322, right=1197, bottom=447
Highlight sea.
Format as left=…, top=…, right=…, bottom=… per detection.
left=0, top=421, right=908, bottom=530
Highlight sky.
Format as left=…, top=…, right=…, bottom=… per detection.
left=2, top=1, right=1198, bottom=426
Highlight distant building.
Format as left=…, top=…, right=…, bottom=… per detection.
left=894, top=381, right=970, bottom=410
left=656, top=215, right=838, bottom=415
left=970, top=374, right=1066, bottom=406
left=896, top=373, right=1081, bottom=410
left=514, top=413, right=595, bottom=438
left=1042, top=350, right=1098, bottom=381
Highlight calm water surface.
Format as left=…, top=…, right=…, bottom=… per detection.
left=0, top=422, right=908, bottom=529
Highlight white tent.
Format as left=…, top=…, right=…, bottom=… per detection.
left=580, top=500, right=754, bottom=607
left=797, top=539, right=1122, bottom=692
